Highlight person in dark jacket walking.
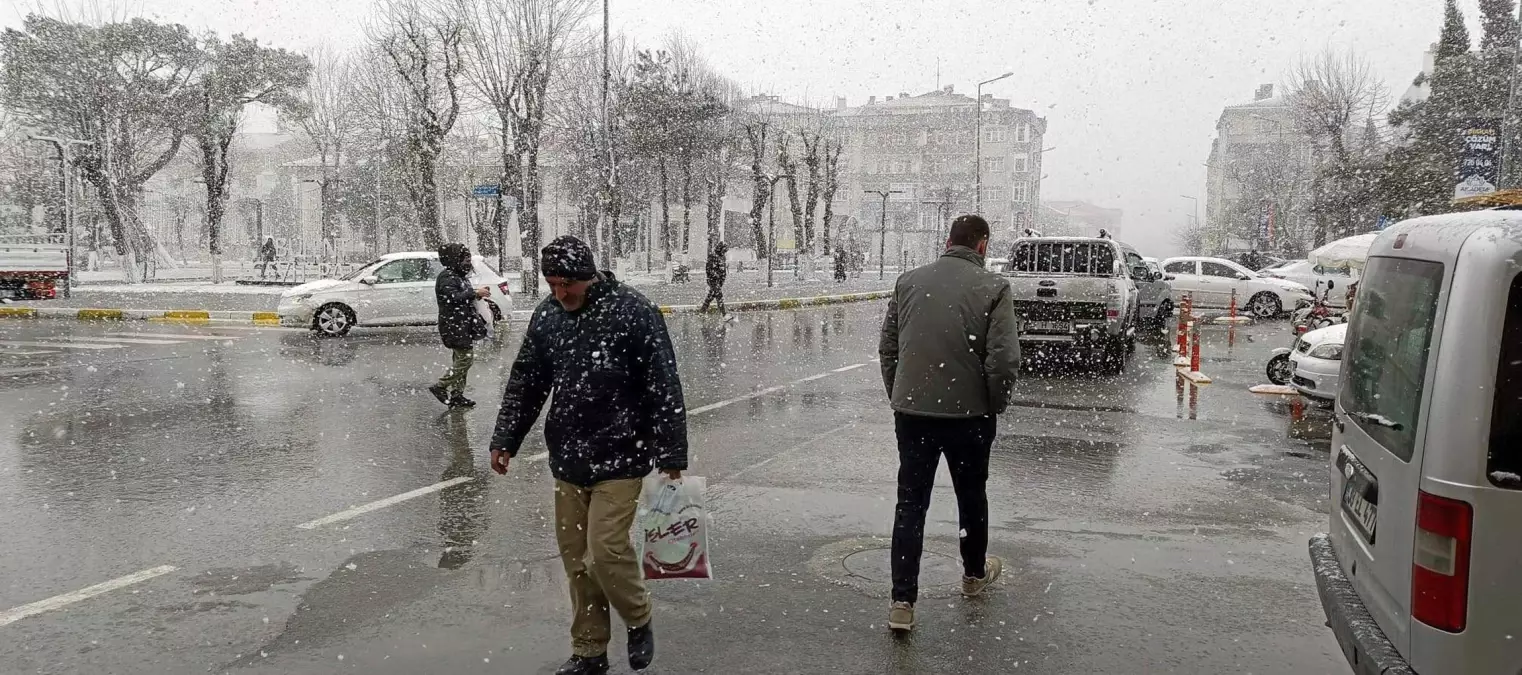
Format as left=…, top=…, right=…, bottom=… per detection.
left=490, top=235, right=688, bottom=675
left=257, top=237, right=277, bottom=279
left=429, top=243, right=490, bottom=408
left=879, top=214, right=1021, bottom=633
left=834, top=246, right=848, bottom=283
left=699, top=242, right=728, bottom=315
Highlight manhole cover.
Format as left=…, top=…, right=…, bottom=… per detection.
left=842, top=548, right=962, bottom=587
left=806, top=537, right=966, bottom=599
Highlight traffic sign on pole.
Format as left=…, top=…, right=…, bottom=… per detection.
left=472, top=184, right=499, bottom=198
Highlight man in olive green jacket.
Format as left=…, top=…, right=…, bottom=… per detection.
left=878, top=214, right=1020, bottom=633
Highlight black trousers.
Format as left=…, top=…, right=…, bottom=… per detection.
left=699, top=286, right=726, bottom=314
left=890, top=412, right=996, bottom=603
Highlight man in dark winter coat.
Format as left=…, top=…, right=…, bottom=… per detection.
left=834, top=246, right=848, bottom=282
left=699, top=241, right=728, bottom=315
left=429, top=243, right=490, bottom=408
left=489, top=235, right=688, bottom=675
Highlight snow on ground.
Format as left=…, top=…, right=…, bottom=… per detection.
left=79, top=283, right=286, bottom=295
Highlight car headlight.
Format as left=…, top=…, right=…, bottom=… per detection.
left=1307, top=343, right=1342, bottom=360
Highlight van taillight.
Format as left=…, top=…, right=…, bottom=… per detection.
left=1412, top=490, right=1472, bottom=633
left=1106, top=309, right=1119, bottom=319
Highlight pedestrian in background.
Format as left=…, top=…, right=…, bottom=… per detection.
left=878, top=214, right=1021, bottom=632
left=429, top=243, right=490, bottom=408
left=257, top=237, right=277, bottom=279
left=834, top=246, right=848, bottom=283
left=489, top=235, right=688, bottom=675
left=699, top=241, right=728, bottom=315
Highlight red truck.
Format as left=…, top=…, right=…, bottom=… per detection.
left=0, top=233, right=70, bottom=300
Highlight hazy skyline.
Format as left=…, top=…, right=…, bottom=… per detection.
left=5, top=0, right=1455, bottom=253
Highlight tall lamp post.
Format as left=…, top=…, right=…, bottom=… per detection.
left=26, top=134, right=93, bottom=298
left=974, top=71, right=1013, bottom=214
left=865, top=188, right=905, bottom=279
left=765, top=173, right=793, bottom=288
left=1180, top=194, right=1201, bottom=251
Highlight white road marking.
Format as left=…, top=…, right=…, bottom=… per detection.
left=0, top=340, right=122, bottom=350
left=196, top=325, right=301, bottom=332
left=67, top=337, right=184, bottom=346
left=0, top=565, right=178, bottom=627
left=0, top=349, right=57, bottom=356
left=298, top=358, right=875, bottom=529
left=295, top=477, right=475, bottom=529
left=107, top=332, right=241, bottom=341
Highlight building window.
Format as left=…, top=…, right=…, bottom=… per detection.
left=983, top=127, right=1008, bottom=143
left=983, top=157, right=1006, bottom=173
left=1013, top=182, right=1029, bottom=202
left=1012, top=153, right=1030, bottom=173
left=983, top=186, right=1007, bottom=203
left=1015, top=122, right=1031, bottom=143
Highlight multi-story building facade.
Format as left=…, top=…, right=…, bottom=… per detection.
left=1204, top=84, right=1314, bottom=254
left=1038, top=200, right=1123, bottom=239
left=834, top=86, right=1047, bottom=268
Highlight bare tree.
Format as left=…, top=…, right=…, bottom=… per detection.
left=1286, top=49, right=1388, bottom=243
left=292, top=45, right=359, bottom=256
left=819, top=138, right=844, bottom=254
left=1172, top=218, right=1207, bottom=256
left=368, top=0, right=466, bottom=250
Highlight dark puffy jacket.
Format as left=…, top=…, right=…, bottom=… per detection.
left=490, top=273, right=689, bottom=487
left=436, top=267, right=487, bottom=350
left=705, top=251, right=727, bottom=287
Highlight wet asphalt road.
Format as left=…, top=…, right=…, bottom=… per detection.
left=0, top=305, right=1343, bottom=674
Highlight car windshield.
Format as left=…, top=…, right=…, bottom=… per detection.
left=340, top=259, right=384, bottom=280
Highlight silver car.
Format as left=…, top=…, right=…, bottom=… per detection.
left=1311, top=211, right=1522, bottom=674
left=1137, top=257, right=1175, bottom=326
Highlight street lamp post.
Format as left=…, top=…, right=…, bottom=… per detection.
left=975, top=72, right=1013, bottom=214
left=865, top=188, right=905, bottom=279
left=1180, top=194, right=1201, bottom=250
left=765, top=173, right=793, bottom=288
left=26, top=134, right=93, bottom=298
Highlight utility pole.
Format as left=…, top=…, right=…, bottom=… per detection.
left=865, top=188, right=905, bottom=279
left=765, top=173, right=793, bottom=288
left=922, top=189, right=953, bottom=250
left=27, top=134, right=94, bottom=298
left=1503, top=0, right=1522, bottom=188
left=600, top=0, right=616, bottom=268
left=975, top=72, right=1013, bottom=214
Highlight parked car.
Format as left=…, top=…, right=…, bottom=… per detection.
left=1137, top=257, right=1175, bottom=327
left=277, top=252, right=513, bottom=337
left=0, top=233, right=69, bottom=300
left=1262, top=259, right=1357, bottom=309
left=1002, top=236, right=1142, bottom=373
left=1160, top=256, right=1313, bottom=317
left=1288, top=322, right=1344, bottom=400
left=1310, top=210, right=1522, bottom=675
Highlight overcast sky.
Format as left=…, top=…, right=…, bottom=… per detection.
left=6, top=0, right=1454, bottom=254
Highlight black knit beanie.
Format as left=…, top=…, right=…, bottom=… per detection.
left=541, top=235, right=597, bottom=281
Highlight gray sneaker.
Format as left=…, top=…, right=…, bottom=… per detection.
left=962, top=555, right=1003, bottom=597
left=887, top=601, right=915, bottom=631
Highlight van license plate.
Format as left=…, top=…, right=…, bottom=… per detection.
left=1338, top=449, right=1378, bottom=543
left=1026, top=320, right=1069, bottom=333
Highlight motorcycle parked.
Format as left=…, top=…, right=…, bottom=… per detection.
left=1290, top=280, right=1341, bottom=334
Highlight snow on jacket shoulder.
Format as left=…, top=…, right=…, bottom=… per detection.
left=878, top=246, right=1020, bottom=418
left=490, top=275, right=690, bottom=487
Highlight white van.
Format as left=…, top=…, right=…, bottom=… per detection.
left=1311, top=211, right=1522, bottom=674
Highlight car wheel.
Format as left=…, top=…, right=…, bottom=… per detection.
left=1248, top=292, right=1282, bottom=318
left=312, top=303, right=356, bottom=337
left=1267, top=353, right=1293, bottom=385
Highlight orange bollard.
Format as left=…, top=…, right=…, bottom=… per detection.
left=1177, top=297, right=1190, bottom=358
left=1229, top=288, right=1238, bottom=319
left=1190, top=321, right=1202, bottom=373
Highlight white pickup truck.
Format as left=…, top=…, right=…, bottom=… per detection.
left=0, top=233, right=70, bottom=300
left=1002, top=236, right=1145, bottom=372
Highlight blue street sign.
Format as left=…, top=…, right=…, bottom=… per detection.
left=472, top=184, right=499, bottom=198
left=1375, top=215, right=1393, bottom=231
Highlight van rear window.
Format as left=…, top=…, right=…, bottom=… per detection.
left=1340, top=256, right=1444, bottom=463
left=1010, top=241, right=1115, bottom=275
left=1490, top=274, right=1522, bottom=488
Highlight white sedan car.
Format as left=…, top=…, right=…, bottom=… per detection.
left=278, top=252, right=513, bottom=337
left=1260, top=259, right=1356, bottom=308
left=1288, top=322, right=1345, bottom=400
left=1160, top=256, right=1313, bottom=317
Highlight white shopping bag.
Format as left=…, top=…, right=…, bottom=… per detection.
left=638, top=476, right=712, bottom=580
left=474, top=298, right=495, bottom=339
